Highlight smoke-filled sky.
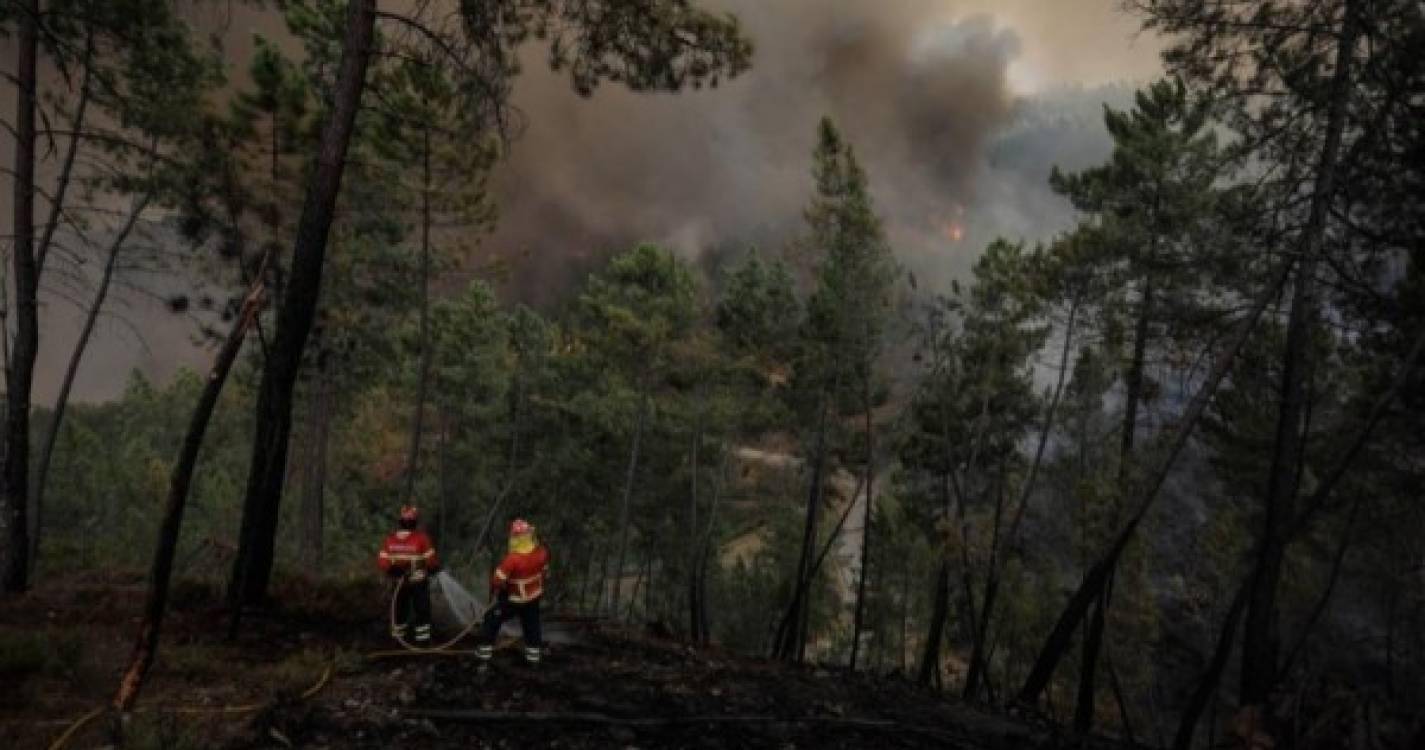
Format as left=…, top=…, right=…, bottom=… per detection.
left=27, top=0, right=1163, bottom=402
left=484, top=0, right=1162, bottom=300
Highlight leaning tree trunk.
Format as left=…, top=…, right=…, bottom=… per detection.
left=32, top=192, right=151, bottom=568
left=610, top=389, right=649, bottom=617
left=228, top=0, right=377, bottom=615
left=1240, top=0, right=1359, bottom=709
left=1017, top=256, right=1295, bottom=707
left=114, top=279, right=266, bottom=715
left=3, top=0, right=40, bottom=594
left=1174, top=322, right=1425, bottom=747
left=970, top=297, right=1078, bottom=701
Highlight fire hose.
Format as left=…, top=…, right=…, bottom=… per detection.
left=372, top=571, right=495, bottom=657
left=47, top=663, right=334, bottom=750
left=50, top=574, right=492, bottom=747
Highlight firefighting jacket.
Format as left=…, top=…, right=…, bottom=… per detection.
left=491, top=546, right=550, bottom=603
left=377, top=530, right=440, bottom=576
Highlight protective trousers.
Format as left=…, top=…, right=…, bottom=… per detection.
left=475, top=593, right=542, bottom=663
left=394, top=577, right=432, bottom=643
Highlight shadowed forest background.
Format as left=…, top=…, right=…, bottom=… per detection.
left=1, top=1, right=1423, bottom=748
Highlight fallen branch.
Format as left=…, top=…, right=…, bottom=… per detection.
left=406, top=708, right=983, bottom=745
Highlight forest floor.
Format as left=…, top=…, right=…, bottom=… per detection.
left=3, top=573, right=1111, bottom=749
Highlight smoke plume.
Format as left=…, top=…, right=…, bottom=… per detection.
left=483, top=0, right=1029, bottom=302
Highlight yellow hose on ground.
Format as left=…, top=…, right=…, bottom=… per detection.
left=46, top=663, right=334, bottom=750
left=51, top=574, right=485, bottom=749
left=385, top=572, right=494, bottom=655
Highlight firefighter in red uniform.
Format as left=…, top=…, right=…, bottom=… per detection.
left=377, top=505, right=440, bottom=645
left=476, top=518, right=550, bottom=664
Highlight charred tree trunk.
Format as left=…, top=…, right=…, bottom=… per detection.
left=404, top=126, right=434, bottom=505
left=611, top=390, right=649, bottom=617
left=3, top=0, right=40, bottom=594
left=774, top=380, right=834, bottom=662
left=849, top=370, right=876, bottom=672
left=918, top=355, right=966, bottom=689
left=1174, top=582, right=1250, bottom=750
left=899, top=552, right=910, bottom=675
left=686, top=399, right=703, bottom=640
left=114, top=282, right=266, bottom=714
left=33, top=191, right=151, bottom=568
left=692, top=449, right=729, bottom=645
left=1241, top=2, right=1358, bottom=708
left=228, top=0, right=376, bottom=615
left=917, top=561, right=950, bottom=688
left=971, top=297, right=1078, bottom=701
left=964, top=461, right=1009, bottom=700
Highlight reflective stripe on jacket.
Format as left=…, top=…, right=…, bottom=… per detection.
left=378, top=530, right=439, bottom=574
left=492, top=546, right=550, bottom=603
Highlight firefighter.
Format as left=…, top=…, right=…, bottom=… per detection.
left=377, top=505, right=440, bottom=645
left=475, top=518, right=550, bottom=665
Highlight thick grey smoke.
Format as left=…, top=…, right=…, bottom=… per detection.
left=484, top=0, right=1028, bottom=302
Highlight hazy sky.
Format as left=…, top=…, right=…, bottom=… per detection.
left=22, top=0, right=1165, bottom=402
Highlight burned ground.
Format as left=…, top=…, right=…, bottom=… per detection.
left=1, top=575, right=1116, bottom=749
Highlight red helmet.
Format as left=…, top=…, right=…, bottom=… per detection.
left=399, top=505, right=419, bottom=523
left=510, top=518, right=534, bottom=536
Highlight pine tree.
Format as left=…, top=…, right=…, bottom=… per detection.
left=774, top=117, right=896, bottom=665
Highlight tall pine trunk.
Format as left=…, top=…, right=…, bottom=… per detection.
left=685, top=401, right=702, bottom=640
left=917, top=561, right=951, bottom=688
left=848, top=369, right=875, bottom=671
left=404, top=127, right=434, bottom=504
left=691, top=449, right=729, bottom=645
left=610, top=389, right=649, bottom=616
left=1077, top=274, right=1150, bottom=733
left=1240, top=0, right=1358, bottom=708
left=228, top=0, right=376, bottom=614
left=3, top=0, right=40, bottom=593
left=917, top=335, right=960, bottom=688
left=774, top=380, right=834, bottom=661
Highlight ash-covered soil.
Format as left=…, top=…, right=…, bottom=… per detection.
left=5, top=578, right=1106, bottom=749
